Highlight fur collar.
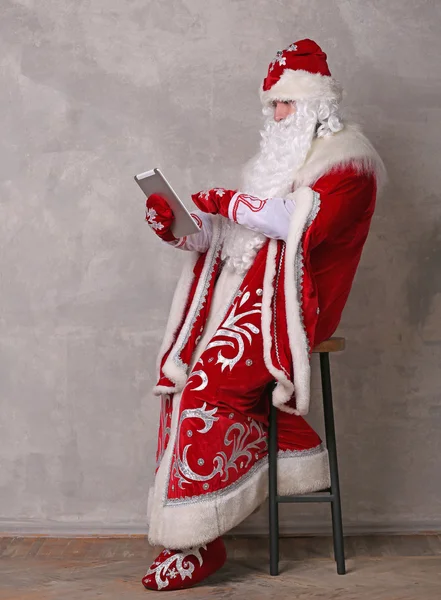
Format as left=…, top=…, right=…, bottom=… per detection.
left=293, top=122, right=386, bottom=190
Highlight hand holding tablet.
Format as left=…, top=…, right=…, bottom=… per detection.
left=135, top=168, right=201, bottom=239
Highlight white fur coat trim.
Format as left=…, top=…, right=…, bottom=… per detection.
left=294, top=122, right=387, bottom=190
left=260, top=69, right=343, bottom=105
left=280, top=186, right=319, bottom=415
left=147, top=389, right=330, bottom=548
left=160, top=220, right=223, bottom=389
left=152, top=384, right=177, bottom=396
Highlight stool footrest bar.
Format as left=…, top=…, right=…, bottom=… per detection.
left=276, top=494, right=334, bottom=503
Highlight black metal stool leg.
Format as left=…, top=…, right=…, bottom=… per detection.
left=268, top=400, right=279, bottom=576
left=320, top=352, right=346, bottom=575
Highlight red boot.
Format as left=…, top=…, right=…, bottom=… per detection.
left=142, top=537, right=227, bottom=591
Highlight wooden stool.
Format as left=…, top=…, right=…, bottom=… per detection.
left=268, top=336, right=346, bottom=576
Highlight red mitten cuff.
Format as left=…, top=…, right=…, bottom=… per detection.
left=145, top=194, right=176, bottom=242
left=191, top=188, right=236, bottom=218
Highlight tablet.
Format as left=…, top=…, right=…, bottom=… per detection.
left=135, top=168, right=201, bottom=238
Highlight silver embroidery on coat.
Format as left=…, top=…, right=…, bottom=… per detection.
left=173, top=403, right=222, bottom=489
left=187, top=370, right=208, bottom=391
left=172, top=403, right=267, bottom=490
left=272, top=244, right=290, bottom=378
left=165, top=443, right=327, bottom=506
left=205, top=287, right=262, bottom=371
left=216, top=420, right=267, bottom=482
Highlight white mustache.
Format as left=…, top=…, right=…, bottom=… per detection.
left=241, top=100, right=319, bottom=200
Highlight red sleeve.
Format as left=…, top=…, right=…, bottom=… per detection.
left=307, top=166, right=376, bottom=248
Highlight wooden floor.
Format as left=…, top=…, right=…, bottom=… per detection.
left=1, top=535, right=440, bottom=599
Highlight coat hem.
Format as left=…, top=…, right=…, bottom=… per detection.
left=147, top=445, right=330, bottom=549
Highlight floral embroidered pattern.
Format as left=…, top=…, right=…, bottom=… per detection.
left=269, top=50, right=286, bottom=71
left=144, top=546, right=205, bottom=591
left=197, top=188, right=225, bottom=200
left=216, top=420, right=267, bottom=482
left=173, top=403, right=221, bottom=489
left=187, top=369, right=208, bottom=391
left=171, top=401, right=267, bottom=491
left=269, top=43, right=297, bottom=71
left=205, top=287, right=262, bottom=371
left=145, top=207, right=164, bottom=231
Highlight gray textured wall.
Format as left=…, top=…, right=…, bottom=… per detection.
left=1, top=0, right=441, bottom=535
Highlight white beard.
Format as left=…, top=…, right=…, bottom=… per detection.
left=222, top=100, right=318, bottom=275
left=241, top=100, right=318, bottom=198
left=221, top=221, right=267, bottom=276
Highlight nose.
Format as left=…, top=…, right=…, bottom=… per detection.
left=274, top=102, right=291, bottom=122
left=274, top=105, right=284, bottom=122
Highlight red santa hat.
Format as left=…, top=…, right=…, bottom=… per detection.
left=260, top=39, right=342, bottom=106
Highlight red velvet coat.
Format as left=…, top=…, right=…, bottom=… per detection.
left=303, top=166, right=376, bottom=347
left=152, top=125, right=384, bottom=415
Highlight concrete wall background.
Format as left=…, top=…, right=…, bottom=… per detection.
left=1, top=0, right=441, bottom=535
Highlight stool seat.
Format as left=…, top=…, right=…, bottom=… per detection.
left=313, top=336, right=346, bottom=353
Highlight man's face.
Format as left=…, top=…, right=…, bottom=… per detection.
left=273, top=100, right=296, bottom=122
